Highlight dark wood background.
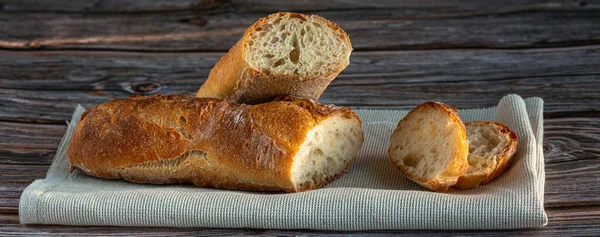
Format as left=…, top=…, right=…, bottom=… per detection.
left=1, top=0, right=599, bottom=235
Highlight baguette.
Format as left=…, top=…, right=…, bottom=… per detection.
left=388, top=102, right=469, bottom=192
left=67, top=94, right=364, bottom=192
left=455, top=121, right=518, bottom=189
left=196, top=12, right=352, bottom=104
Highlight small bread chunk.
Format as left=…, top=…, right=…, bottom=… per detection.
left=454, top=121, right=518, bottom=189
left=388, top=102, right=469, bottom=192
left=197, top=12, right=352, bottom=104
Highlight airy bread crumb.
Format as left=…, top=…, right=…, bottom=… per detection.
left=197, top=12, right=352, bottom=104
left=454, top=121, right=518, bottom=189
left=245, top=12, right=351, bottom=79
left=388, top=102, right=469, bottom=192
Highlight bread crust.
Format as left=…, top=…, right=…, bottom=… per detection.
left=389, top=102, right=469, bottom=192
left=480, top=122, right=518, bottom=184
left=67, top=94, right=361, bottom=192
left=455, top=121, right=518, bottom=189
left=196, top=12, right=351, bottom=104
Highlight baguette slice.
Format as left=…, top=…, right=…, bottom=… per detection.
left=454, top=121, right=518, bottom=189
left=388, top=102, right=469, bottom=192
left=197, top=12, right=352, bottom=104
left=67, top=94, right=364, bottom=193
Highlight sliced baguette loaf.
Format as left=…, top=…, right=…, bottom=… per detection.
left=388, top=102, right=469, bottom=192
left=197, top=12, right=352, bottom=104
left=67, top=94, right=364, bottom=192
left=454, top=121, right=518, bottom=189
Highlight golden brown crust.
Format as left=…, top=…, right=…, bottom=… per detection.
left=196, top=12, right=351, bottom=104
left=433, top=102, right=469, bottom=191
left=196, top=40, right=247, bottom=100
left=475, top=121, right=518, bottom=185
left=67, top=94, right=359, bottom=192
left=454, top=173, right=487, bottom=189
left=310, top=14, right=352, bottom=51
left=389, top=102, right=468, bottom=192
left=227, top=68, right=333, bottom=104
left=482, top=122, right=517, bottom=184
left=454, top=121, right=518, bottom=189
left=427, top=102, right=468, bottom=192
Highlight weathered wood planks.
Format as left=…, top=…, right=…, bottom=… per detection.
left=0, top=1, right=599, bottom=50
left=1, top=0, right=600, bottom=235
left=1, top=46, right=599, bottom=123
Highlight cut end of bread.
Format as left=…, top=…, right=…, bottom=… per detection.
left=197, top=12, right=352, bottom=104
left=290, top=111, right=363, bottom=192
left=455, top=121, right=518, bottom=189
left=388, top=102, right=468, bottom=192
left=244, top=12, right=352, bottom=79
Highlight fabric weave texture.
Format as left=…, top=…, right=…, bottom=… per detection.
left=19, top=94, right=548, bottom=230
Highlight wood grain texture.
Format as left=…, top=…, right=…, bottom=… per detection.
left=0, top=122, right=65, bottom=165
left=0, top=0, right=578, bottom=13
left=1, top=0, right=599, bottom=235
left=1, top=46, right=599, bottom=123
left=0, top=2, right=599, bottom=50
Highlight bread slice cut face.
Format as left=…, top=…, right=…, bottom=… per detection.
left=454, top=121, right=518, bottom=189
left=197, top=12, right=352, bottom=104
left=245, top=12, right=351, bottom=79
left=290, top=111, right=364, bottom=192
left=388, top=102, right=469, bottom=192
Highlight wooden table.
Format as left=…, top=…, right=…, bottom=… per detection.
left=1, top=1, right=599, bottom=235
